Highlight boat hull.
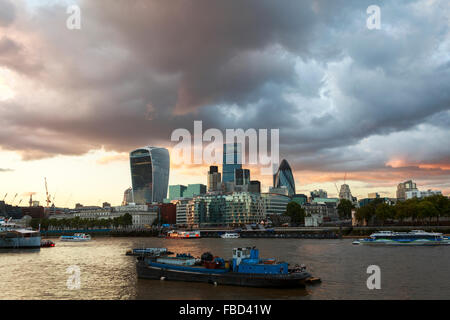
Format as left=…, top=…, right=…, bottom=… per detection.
left=360, top=240, right=449, bottom=246
left=136, top=260, right=311, bottom=288
left=0, top=235, right=41, bottom=249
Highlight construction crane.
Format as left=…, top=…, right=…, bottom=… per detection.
left=11, top=193, right=18, bottom=205
left=2, top=193, right=7, bottom=201
left=17, top=199, right=23, bottom=206
left=334, top=183, right=340, bottom=196
left=44, top=177, right=51, bottom=207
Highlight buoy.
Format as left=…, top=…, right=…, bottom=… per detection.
left=160, top=276, right=166, bottom=281
left=214, top=282, right=218, bottom=286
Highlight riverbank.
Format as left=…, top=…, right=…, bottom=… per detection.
left=39, top=225, right=450, bottom=238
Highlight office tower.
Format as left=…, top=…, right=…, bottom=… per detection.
left=234, top=168, right=250, bottom=186
left=168, top=185, right=187, bottom=200
left=273, top=159, right=296, bottom=197
left=207, top=166, right=222, bottom=192
left=222, top=143, right=242, bottom=183
left=130, top=147, right=170, bottom=204
left=249, top=180, right=261, bottom=193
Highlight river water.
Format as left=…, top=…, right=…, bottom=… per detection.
left=1, top=237, right=449, bottom=300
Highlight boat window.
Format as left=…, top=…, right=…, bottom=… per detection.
left=237, top=252, right=241, bottom=257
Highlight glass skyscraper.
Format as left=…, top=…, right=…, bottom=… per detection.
left=273, top=159, right=296, bottom=197
left=222, top=143, right=242, bottom=183
left=130, top=147, right=170, bottom=204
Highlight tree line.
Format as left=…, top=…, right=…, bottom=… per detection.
left=354, top=194, right=450, bottom=226
left=30, top=213, right=133, bottom=230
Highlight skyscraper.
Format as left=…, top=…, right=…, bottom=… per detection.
left=339, top=184, right=353, bottom=201
left=273, top=159, right=295, bottom=197
left=222, top=143, right=242, bottom=183
left=207, top=166, right=222, bottom=192
left=234, top=168, right=250, bottom=186
left=130, top=147, right=170, bottom=204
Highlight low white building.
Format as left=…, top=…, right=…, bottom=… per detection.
left=305, top=214, right=323, bottom=227
left=405, top=189, right=442, bottom=200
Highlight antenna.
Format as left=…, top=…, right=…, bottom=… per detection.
left=344, top=172, right=347, bottom=185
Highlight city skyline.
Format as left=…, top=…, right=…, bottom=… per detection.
left=1, top=0, right=449, bottom=207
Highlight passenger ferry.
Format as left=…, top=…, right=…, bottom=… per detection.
left=359, top=230, right=450, bottom=246
left=221, top=232, right=240, bottom=239
left=0, top=218, right=41, bottom=249
left=137, top=247, right=314, bottom=288
left=59, top=233, right=91, bottom=242
left=166, top=230, right=200, bottom=239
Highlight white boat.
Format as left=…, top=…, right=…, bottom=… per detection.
left=221, top=232, right=240, bottom=239
left=359, top=230, right=450, bottom=246
left=0, top=218, right=41, bottom=249
left=60, top=233, right=91, bottom=242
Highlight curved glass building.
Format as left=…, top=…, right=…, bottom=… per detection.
left=130, top=147, right=170, bottom=204
left=273, top=159, right=295, bottom=197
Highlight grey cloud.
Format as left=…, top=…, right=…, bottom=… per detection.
left=0, top=0, right=15, bottom=27
left=0, top=0, right=448, bottom=187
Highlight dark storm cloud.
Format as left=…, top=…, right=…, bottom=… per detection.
left=0, top=0, right=15, bottom=27
left=0, top=0, right=449, bottom=185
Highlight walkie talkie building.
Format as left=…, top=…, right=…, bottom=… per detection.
left=129, top=147, right=170, bottom=204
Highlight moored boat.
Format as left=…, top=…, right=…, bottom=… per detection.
left=166, top=230, right=200, bottom=239
left=137, top=247, right=314, bottom=288
left=359, top=230, right=450, bottom=246
left=221, top=232, right=240, bottom=239
left=0, top=219, right=41, bottom=249
left=60, top=233, right=91, bottom=242
left=126, top=247, right=173, bottom=256
left=41, top=239, right=55, bottom=247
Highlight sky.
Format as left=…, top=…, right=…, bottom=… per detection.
left=0, top=0, right=449, bottom=208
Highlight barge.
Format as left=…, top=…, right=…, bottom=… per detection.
left=137, top=247, right=313, bottom=288
left=126, top=247, right=173, bottom=256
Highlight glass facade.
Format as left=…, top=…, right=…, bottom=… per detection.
left=168, top=185, right=186, bottom=200
left=130, top=147, right=170, bottom=204
left=273, top=159, right=295, bottom=197
left=183, top=184, right=207, bottom=198
left=222, top=143, right=242, bottom=183
left=234, top=168, right=250, bottom=186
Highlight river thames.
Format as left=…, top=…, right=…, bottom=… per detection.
left=1, top=237, right=449, bottom=300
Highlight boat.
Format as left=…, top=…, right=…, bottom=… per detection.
left=221, top=232, right=240, bottom=239
left=137, top=246, right=314, bottom=288
left=359, top=230, right=450, bottom=246
left=0, top=218, right=41, bottom=249
left=166, top=230, right=200, bottom=239
left=126, top=247, right=173, bottom=256
left=40, top=239, right=55, bottom=247
left=59, top=233, right=91, bottom=242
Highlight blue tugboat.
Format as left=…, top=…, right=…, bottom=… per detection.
left=136, top=247, right=314, bottom=288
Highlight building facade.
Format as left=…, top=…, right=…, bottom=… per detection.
left=261, top=193, right=291, bottom=215
left=396, top=180, right=417, bottom=201
left=222, top=143, right=242, bottom=183
left=207, top=166, right=222, bottom=192
left=130, top=147, right=170, bottom=204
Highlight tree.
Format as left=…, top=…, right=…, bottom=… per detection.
left=122, top=213, right=133, bottom=226
left=375, top=203, right=395, bottom=225
left=417, top=201, right=439, bottom=225
left=337, top=199, right=354, bottom=219
left=284, top=201, right=306, bottom=225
